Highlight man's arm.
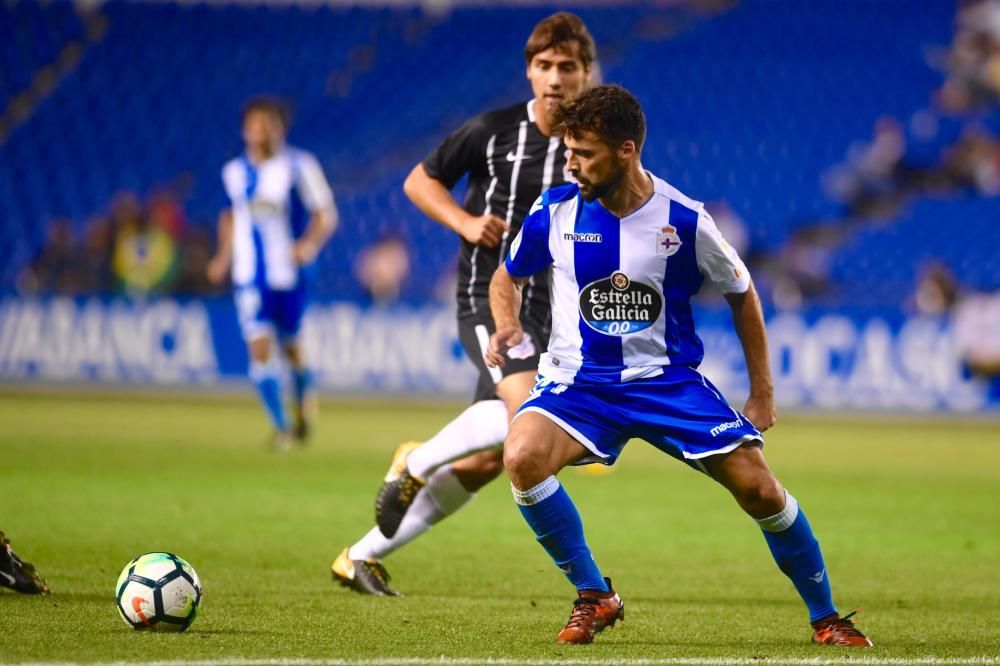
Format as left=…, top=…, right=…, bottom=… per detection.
left=206, top=209, right=233, bottom=285
left=403, top=163, right=507, bottom=248
left=293, top=154, right=339, bottom=266
left=724, top=280, right=777, bottom=431
left=293, top=206, right=337, bottom=266
left=485, top=265, right=528, bottom=368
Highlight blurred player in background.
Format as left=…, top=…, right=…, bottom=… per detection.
left=0, top=531, right=49, bottom=594
left=487, top=85, right=871, bottom=647
left=208, top=98, right=337, bottom=451
left=331, top=13, right=596, bottom=595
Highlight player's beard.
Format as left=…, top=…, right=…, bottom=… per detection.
left=577, top=166, right=624, bottom=202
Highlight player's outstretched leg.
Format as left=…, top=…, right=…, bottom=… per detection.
left=335, top=464, right=475, bottom=595
left=375, top=400, right=507, bottom=537
left=0, top=531, right=50, bottom=595
left=505, top=413, right=622, bottom=644
left=511, top=475, right=621, bottom=644
left=758, top=492, right=871, bottom=647
left=704, top=445, right=872, bottom=647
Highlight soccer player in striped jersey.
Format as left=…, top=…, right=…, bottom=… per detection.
left=486, top=85, right=872, bottom=647
left=331, top=13, right=596, bottom=596
left=208, top=98, right=337, bottom=450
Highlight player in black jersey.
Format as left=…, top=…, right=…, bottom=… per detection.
left=332, top=12, right=596, bottom=596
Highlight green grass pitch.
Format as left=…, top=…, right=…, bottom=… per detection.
left=1, top=389, right=999, bottom=663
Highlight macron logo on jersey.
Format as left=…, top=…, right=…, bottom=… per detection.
left=564, top=232, right=603, bottom=243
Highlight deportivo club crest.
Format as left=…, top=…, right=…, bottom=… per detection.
left=656, top=224, right=682, bottom=256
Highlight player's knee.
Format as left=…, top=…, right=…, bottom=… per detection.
left=283, top=343, right=304, bottom=368
left=502, top=435, right=543, bottom=480
left=736, top=477, right=785, bottom=518
left=248, top=338, right=271, bottom=363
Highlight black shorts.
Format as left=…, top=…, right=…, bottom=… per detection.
left=457, top=316, right=549, bottom=402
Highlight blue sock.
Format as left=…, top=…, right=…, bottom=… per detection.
left=292, top=366, right=313, bottom=408
left=513, top=476, right=609, bottom=592
left=249, top=362, right=287, bottom=432
left=757, top=492, right=837, bottom=623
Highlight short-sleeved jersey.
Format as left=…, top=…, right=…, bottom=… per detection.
left=505, top=174, right=750, bottom=385
left=222, top=146, right=335, bottom=291
left=422, top=100, right=569, bottom=324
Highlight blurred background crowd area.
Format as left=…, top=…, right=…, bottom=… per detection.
left=1, top=0, right=998, bottom=317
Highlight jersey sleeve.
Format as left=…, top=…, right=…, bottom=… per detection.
left=695, top=210, right=751, bottom=294
left=505, top=196, right=553, bottom=278
left=421, top=115, right=487, bottom=189
left=294, top=152, right=336, bottom=212
left=220, top=162, right=237, bottom=209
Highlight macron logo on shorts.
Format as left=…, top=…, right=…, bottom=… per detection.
left=710, top=417, right=744, bottom=437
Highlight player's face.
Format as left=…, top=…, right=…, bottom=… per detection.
left=526, top=45, right=590, bottom=117
left=242, top=110, right=285, bottom=155
left=565, top=131, right=631, bottom=202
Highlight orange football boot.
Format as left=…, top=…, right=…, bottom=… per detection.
left=812, top=611, right=873, bottom=647
left=556, top=578, right=624, bottom=644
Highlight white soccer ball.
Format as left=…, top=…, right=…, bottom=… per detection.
left=115, top=552, right=202, bottom=631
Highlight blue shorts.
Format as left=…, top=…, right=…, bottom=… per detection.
left=235, top=285, right=307, bottom=343
left=516, top=366, right=763, bottom=471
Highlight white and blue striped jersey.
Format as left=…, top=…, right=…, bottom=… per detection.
left=222, top=147, right=335, bottom=291
left=505, top=174, right=750, bottom=385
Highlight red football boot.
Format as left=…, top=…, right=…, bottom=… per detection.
left=812, top=611, right=873, bottom=647
left=556, top=578, right=625, bottom=645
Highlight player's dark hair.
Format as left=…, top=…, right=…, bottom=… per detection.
left=551, top=84, right=646, bottom=153
left=241, top=96, right=290, bottom=129
left=525, top=12, right=596, bottom=69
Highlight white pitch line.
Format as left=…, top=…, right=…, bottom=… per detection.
left=9, top=657, right=1000, bottom=666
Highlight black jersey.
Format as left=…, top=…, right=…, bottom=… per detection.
left=422, top=100, right=568, bottom=324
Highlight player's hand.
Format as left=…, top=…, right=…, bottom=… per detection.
left=485, top=326, right=524, bottom=368
left=206, top=256, right=229, bottom=285
left=458, top=214, right=508, bottom=248
left=293, top=238, right=319, bottom=265
left=742, top=392, right=777, bottom=432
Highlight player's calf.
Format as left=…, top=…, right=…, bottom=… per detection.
left=450, top=449, right=504, bottom=492
left=292, top=391, right=317, bottom=444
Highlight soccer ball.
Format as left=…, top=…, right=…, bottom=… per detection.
left=115, top=552, right=202, bottom=631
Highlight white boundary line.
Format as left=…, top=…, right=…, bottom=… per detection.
left=9, top=658, right=1000, bottom=666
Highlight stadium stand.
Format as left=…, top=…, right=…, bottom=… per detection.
left=0, top=0, right=996, bottom=306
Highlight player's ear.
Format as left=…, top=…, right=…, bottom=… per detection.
left=620, top=140, right=636, bottom=160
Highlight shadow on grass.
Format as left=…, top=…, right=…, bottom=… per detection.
left=96, top=627, right=285, bottom=637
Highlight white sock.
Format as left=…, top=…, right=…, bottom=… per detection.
left=347, top=465, right=474, bottom=561
left=755, top=491, right=800, bottom=532
left=406, top=400, right=508, bottom=479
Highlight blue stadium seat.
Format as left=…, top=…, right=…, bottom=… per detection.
left=1, top=0, right=993, bottom=302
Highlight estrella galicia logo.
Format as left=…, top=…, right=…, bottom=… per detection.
left=579, top=271, right=663, bottom=336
